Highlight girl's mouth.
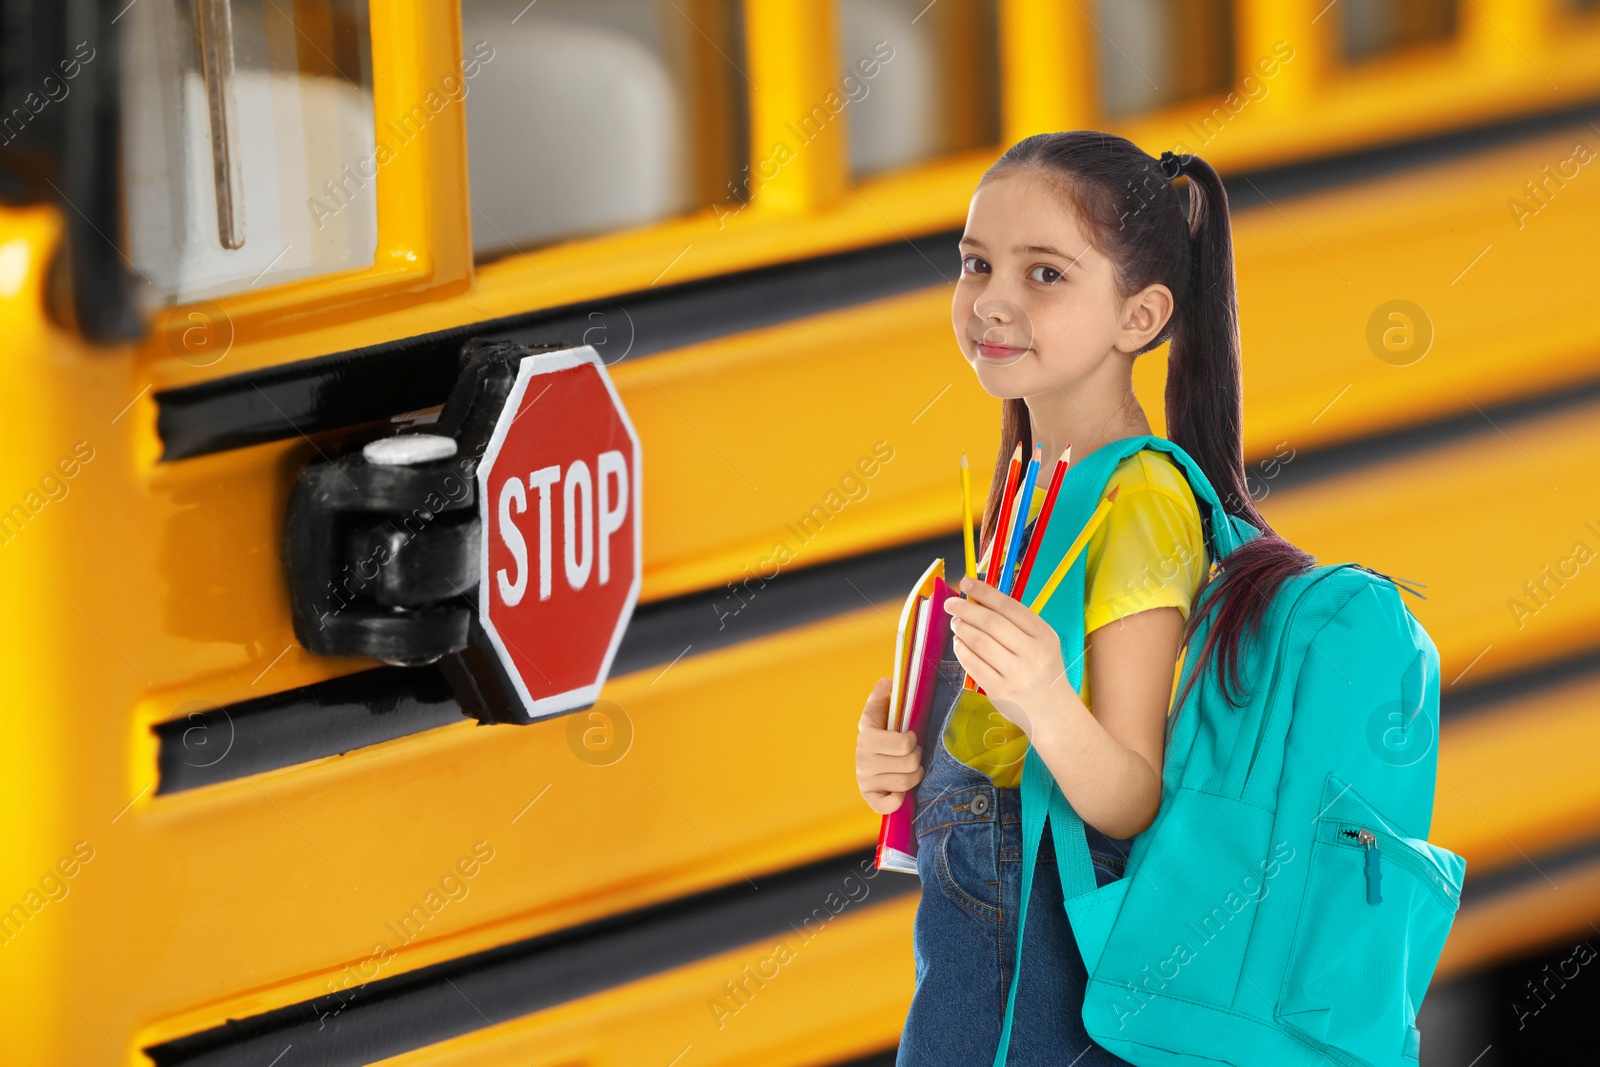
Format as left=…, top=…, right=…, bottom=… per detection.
left=976, top=340, right=1029, bottom=362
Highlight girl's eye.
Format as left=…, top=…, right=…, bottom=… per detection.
left=1028, top=264, right=1064, bottom=284
left=960, top=254, right=989, bottom=275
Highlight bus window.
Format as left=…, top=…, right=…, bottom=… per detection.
left=838, top=0, right=1000, bottom=177
left=460, top=0, right=749, bottom=261
left=1339, top=0, right=1459, bottom=64
left=120, top=0, right=376, bottom=305
left=1096, top=0, right=1235, bottom=119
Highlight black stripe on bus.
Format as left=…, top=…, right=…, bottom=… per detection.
left=1440, top=644, right=1600, bottom=723
left=151, top=365, right=1600, bottom=794
left=830, top=1049, right=898, bottom=1067
left=610, top=533, right=966, bottom=679
left=151, top=553, right=1600, bottom=796
left=1260, top=376, right=1600, bottom=496
left=152, top=529, right=965, bottom=794
left=1219, top=94, right=1600, bottom=214
left=142, top=845, right=916, bottom=1067
left=151, top=666, right=464, bottom=795
left=153, top=230, right=959, bottom=462
left=1457, top=829, right=1600, bottom=910
left=150, top=95, right=1600, bottom=464
left=137, top=811, right=1598, bottom=1067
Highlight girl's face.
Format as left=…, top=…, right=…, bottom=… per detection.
left=952, top=168, right=1165, bottom=399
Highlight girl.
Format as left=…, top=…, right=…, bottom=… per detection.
left=854, top=132, right=1312, bottom=1065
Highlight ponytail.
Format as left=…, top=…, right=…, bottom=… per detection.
left=973, top=134, right=1315, bottom=709
left=1163, top=153, right=1315, bottom=708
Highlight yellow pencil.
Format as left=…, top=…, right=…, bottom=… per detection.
left=960, top=452, right=978, bottom=581
left=1028, top=487, right=1121, bottom=614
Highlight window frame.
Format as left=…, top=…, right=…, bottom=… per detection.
left=141, top=0, right=1600, bottom=393
left=141, top=0, right=474, bottom=386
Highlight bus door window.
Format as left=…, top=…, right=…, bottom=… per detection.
left=120, top=0, right=377, bottom=305
left=1339, top=0, right=1459, bottom=64
left=837, top=0, right=1001, bottom=177
left=460, top=0, right=750, bottom=261
left=1094, top=0, right=1235, bottom=120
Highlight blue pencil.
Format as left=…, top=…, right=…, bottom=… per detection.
left=998, top=444, right=1042, bottom=596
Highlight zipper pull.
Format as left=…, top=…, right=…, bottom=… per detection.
left=1358, top=828, right=1382, bottom=904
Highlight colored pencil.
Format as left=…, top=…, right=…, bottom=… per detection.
left=964, top=441, right=1023, bottom=692
left=998, top=444, right=1043, bottom=597
left=1011, top=445, right=1071, bottom=600
left=1028, top=487, right=1120, bottom=615
left=960, top=452, right=978, bottom=582
left=985, top=442, right=1024, bottom=590
left=965, top=526, right=1002, bottom=687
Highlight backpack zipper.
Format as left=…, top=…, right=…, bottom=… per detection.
left=1354, top=827, right=1382, bottom=904
left=1333, top=820, right=1460, bottom=907
left=1351, top=563, right=1428, bottom=600
left=1338, top=826, right=1382, bottom=904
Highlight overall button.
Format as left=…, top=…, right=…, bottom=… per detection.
left=970, top=792, right=990, bottom=816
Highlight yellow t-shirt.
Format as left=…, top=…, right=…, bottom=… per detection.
left=942, top=449, right=1208, bottom=789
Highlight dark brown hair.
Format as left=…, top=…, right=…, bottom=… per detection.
left=971, top=131, right=1314, bottom=706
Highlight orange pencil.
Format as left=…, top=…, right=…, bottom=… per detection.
left=964, top=441, right=1023, bottom=691
left=1011, top=445, right=1071, bottom=599
left=985, top=442, right=1024, bottom=591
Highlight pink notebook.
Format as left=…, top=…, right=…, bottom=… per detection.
left=875, top=574, right=957, bottom=873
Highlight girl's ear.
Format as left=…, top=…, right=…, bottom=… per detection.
left=1115, top=282, right=1175, bottom=354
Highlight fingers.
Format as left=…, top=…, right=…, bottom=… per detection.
left=862, top=790, right=906, bottom=815
left=950, top=631, right=999, bottom=693
left=860, top=725, right=918, bottom=757
left=944, top=588, right=1029, bottom=657
left=857, top=739, right=924, bottom=815
left=857, top=699, right=920, bottom=762
left=859, top=676, right=893, bottom=729
left=955, top=575, right=1047, bottom=635
left=950, top=616, right=1016, bottom=679
left=859, top=763, right=924, bottom=794
left=856, top=676, right=927, bottom=814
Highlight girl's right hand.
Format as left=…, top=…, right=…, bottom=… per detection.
left=855, top=677, right=924, bottom=814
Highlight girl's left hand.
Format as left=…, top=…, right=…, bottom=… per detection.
left=944, top=576, right=1073, bottom=734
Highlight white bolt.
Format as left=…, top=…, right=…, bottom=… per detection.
left=363, top=433, right=458, bottom=467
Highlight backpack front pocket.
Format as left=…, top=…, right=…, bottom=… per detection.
left=1278, top=778, right=1465, bottom=1064
left=1088, top=787, right=1278, bottom=1014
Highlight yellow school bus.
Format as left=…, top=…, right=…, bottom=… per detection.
left=3, top=0, right=1600, bottom=1063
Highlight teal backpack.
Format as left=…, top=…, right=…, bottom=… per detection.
left=995, top=435, right=1466, bottom=1067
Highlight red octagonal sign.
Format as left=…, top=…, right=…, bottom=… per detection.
left=478, top=346, right=642, bottom=721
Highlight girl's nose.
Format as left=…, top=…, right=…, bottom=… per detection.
left=976, top=296, right=1013, bottom=323
left=973, top=296, right=1034, bottom=350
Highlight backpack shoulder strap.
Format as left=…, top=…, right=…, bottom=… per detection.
left=1111, top=435, right=1259, bottom=560
left=992, top=435, right=1256, bottom=1067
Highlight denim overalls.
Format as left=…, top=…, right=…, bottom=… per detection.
left=896, top=633, right=1136, bottom=1066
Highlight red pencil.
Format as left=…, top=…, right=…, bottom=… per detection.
left=985, top=442, right=1024, bottom=590
left=965, top=441, right=1023, bottom=692
left=1011, top=445, right=1071, bottom=599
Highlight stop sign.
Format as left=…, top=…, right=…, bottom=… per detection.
left=477, top=345, right=642, bottom=721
